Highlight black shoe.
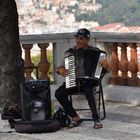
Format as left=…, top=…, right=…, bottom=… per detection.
left=94, top=119, right=103, bottom=129
left=68, top=119, right=83, bottom=128
left=1, top=106, right=21, bottom=120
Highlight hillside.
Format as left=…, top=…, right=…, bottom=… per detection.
left=74, top=0, right=140, bottom=26
left=15, top=0, right=140, bottom=34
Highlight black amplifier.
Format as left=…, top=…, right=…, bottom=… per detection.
left=21, top=80, right=51, bottom=121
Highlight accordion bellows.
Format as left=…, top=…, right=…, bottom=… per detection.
left=64, top=47, right=106, bottom=88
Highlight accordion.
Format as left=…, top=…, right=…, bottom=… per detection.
left=64, top=47, right=106, bottom=89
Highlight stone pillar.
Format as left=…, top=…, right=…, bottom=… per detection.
left=109, top=43, right=119, bottom=85
left=38, top=43, right=50, bottom=80
left=128, top=43, right=138, bottom=86
left=22, top=44, right=34, bottom=80
left=118, top=43, right=128, bottom=85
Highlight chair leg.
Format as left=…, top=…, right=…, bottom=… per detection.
left=69, top=94, right=73, bottom=106
left=99, top=83, right=106, bottom=120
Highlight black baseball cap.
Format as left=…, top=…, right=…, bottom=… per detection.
left=74, top=28, right=90, bottom=38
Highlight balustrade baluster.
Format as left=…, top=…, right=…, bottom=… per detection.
left=109, top=43, right=119, bottom=85
left=38, top=43, right=50, bottom=80
left=118, top=43, right=128, bottom=86
left=137, top=44, right=140, bottom=86
left=22, top=44, right=34, bottom=80
left=128, top=43, right=138, bottom=86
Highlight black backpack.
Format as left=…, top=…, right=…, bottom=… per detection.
left=53, top=107, right=71, bottom=127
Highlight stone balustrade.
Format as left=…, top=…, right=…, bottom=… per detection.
left=20, top=32, right=140, bottom=87
left=20, top=32, right=140, bottom=104
left=108, top=42, right=140, bottom=87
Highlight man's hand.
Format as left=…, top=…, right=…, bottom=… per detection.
left=99, top=59, right=109, bottom=70
left=57, top=67, right=69, bottom=77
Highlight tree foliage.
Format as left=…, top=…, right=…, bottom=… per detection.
left=74, top=0, right=140, bottom=26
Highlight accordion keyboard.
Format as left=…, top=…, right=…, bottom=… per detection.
left=65, top=55, right=76, bottom=89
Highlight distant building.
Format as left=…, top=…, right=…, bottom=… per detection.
left=80, top=0, right=102, bottom=13
left=92, top=23, right=140, bottom=33
left=92, top=23, right=125, bottom=32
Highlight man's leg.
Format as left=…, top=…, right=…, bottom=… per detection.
left=82, top=81, right=103, bottom=129
left=55, top=83, right=78, bottom=118
left=55, top=83, right=83, bottom=128
left=82, top=83, right=99, bottom=120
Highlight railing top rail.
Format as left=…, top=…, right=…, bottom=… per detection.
left=20, top=32, right=140, bottom=44
left=20, top=33, right=75, bottom=44
left=92, top=32, right=140, bottom=43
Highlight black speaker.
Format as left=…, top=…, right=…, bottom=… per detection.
left=21, top=80, right=51, bottom=121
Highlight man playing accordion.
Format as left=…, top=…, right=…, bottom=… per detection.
left=55, top=28, right=109, bottom=129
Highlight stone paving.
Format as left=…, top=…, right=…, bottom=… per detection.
left=0, top=99, right=140, bottom=140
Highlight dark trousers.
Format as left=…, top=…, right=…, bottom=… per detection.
left=55, top=80, right=99, bottom=121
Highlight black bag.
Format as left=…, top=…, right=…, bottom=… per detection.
left=53, top=107, right=71, bottom=127
left=8, top=119, right=61, bottom=133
